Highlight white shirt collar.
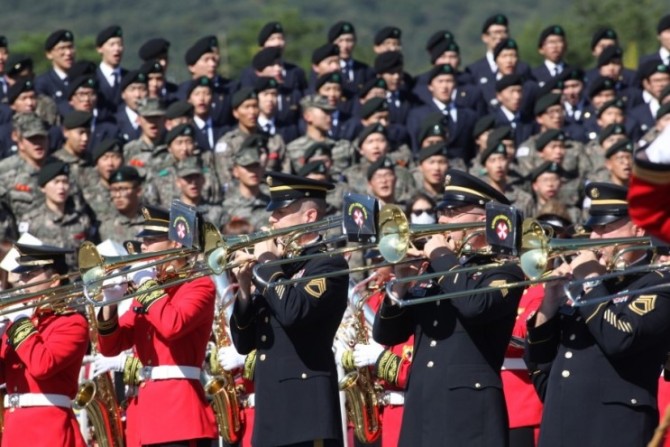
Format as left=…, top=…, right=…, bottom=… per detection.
left=257, top=115, right=274, bottom=128
left=660, top=47, right=670, bottom=65
left=193, top=115, right=213, bottom=130
left=54, top=67, right=68, bottom=81
left=500, top=106, right=517, bottom=122
left=544, top=60, right=563, bottom=75
left=486, top=51, right=497, bottom=74
left=125, top=106, right=139, bottom=129
left=99, top=62, right=121, bottom=85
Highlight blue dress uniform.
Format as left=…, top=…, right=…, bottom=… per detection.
left=231, top=172, right=348, bottom=447
left=525, top=182, right=670, bottom=447
left=373, top=170, right=525, bottom=447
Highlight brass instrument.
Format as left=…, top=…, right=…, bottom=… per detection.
left=73, top=304, right=125, bottom=447
left=338, top=289, right=382, bottom=444
left=204, top=280, right=242, bottom=444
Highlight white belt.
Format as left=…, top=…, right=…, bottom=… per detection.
left=138, top=365, right=201, bottom=381
left=381, top=390, right=405, bottom=406
left=241, top=393, right=255, bottom=409
left=4, top=393, right=72, bottom=409
left=501, top=358, right=527, bottom=371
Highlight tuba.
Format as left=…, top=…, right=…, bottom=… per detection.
left=204, top=275, right=242, bottom=444
left=338, top=282, right=382, bottom=444
left=73, top=305, right=125, bottom=447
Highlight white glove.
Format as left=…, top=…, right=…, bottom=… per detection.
left=101, top=275, right=129, bottom=304
left=217, top=346, right=245, bottom=371
left=131, top=264, right=157, bottom=286
left=353, top=341, right=385, bottom=368
left=92, top=353, right=127, bottom=377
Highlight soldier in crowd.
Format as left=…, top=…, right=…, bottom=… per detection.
left=412, top=142, right=450, bottom=202
left=308, top=43, right=341, bottom=93
left=53, top=110, right=91, bottom=186
left=583, top=122, right=628, bottom=182
left=367, top=156, right=401, bottom=205
left=373, top=51, right=415, bottom=125
left=327, top=21, right=373, bottom=95
left=629, top=61, right=670, bottom=136
left=164, top=99, right=194, bottom=130
left=123, top=98, right=167, bottom=173
left=638, top=13, right=670, bottom=66
left=313, top=72, right=353, bottom=139
left=140, top=59, right=179, bottom=104
left=35, top=29, right=76, bottom=104
left=186, top=76, right=228, bottom=152
left=532, top=25, right=569, bottom=87
left=528, top=161, right=582, bottom=223
left=493, top=74, right=535, bottom=146
left=602, top=138, right=634, bottom=186
left=255, top=76, right=300, bottom=144
left=81, top=138, right=124, bottom=219
left=638, top=101, right=670, bottom=148
left=221, top=141, right=270, bottom=230
left=115, top=70, right=148, bottom=142
left=95, top=25, right=126, bottom=113
left=98, top=166, right=146, bottom=243
left=297, top=160, right=346, bottom=216
left=174, top=157, right=225, bottom=228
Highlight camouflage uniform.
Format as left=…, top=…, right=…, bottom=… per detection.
left=193, top=202, right=226, bottom=229
left=19, top=199, right=97, bottom=269
left=503, top=183, right=535, bottom=219
left=343, top=159, right=416, bottom=203
left=529, top=197, right=583, bottom=225
left=581, top=139, right=611, bottom=183
left=221, top=183, right=271, bottom=230
left=98, top=209, right=145, bottom=244
left=515, top=135, right=586, bottom=179
left=0, top=156, right=44, bottom=224
left=285, top=135, right=354, bottom=176
left=79, top=169, right=114, bottom=220
left=146, top=153, right=220, bottom=207
left=52, top=148, right=88, bottom=189
left=214, top=128, right=286, bottom=187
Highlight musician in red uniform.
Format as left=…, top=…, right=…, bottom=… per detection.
left=0, top=243, right=88, bottom=447
left=97, top=205, right=218, bottom=446
left=217, top=344, right=257, bottom=447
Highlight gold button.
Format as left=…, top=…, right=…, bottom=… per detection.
left=260, top=354, right=266, bottom=361
left=432, top=320, right=438, bottom=327
left=631, top=398, right=637, bottom=405
left=430, top=340, right=437, bottom=347
left=475, top=383, right=481, bottom=389
left=301, top=373, right=307, bottom=379
left=561, top=370, right=570, bottom=378
left=427, top=361, right=434, bottom=368
left=261, top=335, right=267, bottom=342
left=564, top=351, right=573, bottom=359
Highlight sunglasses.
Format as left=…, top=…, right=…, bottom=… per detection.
left=411, top=208, right=434, bottom=216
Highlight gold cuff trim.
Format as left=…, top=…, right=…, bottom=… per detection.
left=243, top=350, right=257, bottom=381
left=123, top=356, right=143, bottom=385
left=7, top=318, right=37, bottom=350
left=342, top=350, right=355, bottom=371
left=376, top=350, right=401, bottom=386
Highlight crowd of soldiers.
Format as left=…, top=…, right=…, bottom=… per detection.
left=1, top=10, right=670, bottom=447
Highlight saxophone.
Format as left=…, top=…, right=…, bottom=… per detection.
left=338, top=287, right=382, bottom=444
left=73, top=305, right=125, bottom=447
left=204, top=280, right=242, bottom=444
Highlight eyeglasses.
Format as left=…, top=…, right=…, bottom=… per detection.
left=411, top=208, right=434, bottom=216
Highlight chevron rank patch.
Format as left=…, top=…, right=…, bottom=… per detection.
left=304, top=278, right=327, bottom=298
left=628, top=294, right=657, bottom=316
left=489, top=280, right=509, bottom=298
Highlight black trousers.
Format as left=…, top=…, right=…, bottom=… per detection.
left=509, top=426, right=536, bottom=447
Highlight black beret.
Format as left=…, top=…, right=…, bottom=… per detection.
left=315, top=71, right=343, bottom=91
left=658, top=14, right=670, bottom=34
left=66, top=76, right=97, bottom=99
left=596, top=97, right=625, bottom=118
left=91, top=138, right=123, bottom=163
left=165, top=100, right=194, bottom=120
left=534, top=92, right=562, bottom=116
left=495, top=74, right=523, bottom=92
left=109, top=166, right=143, bottom=184
left=298, top=160, right=329, bottom=177
left=493, top=38, right=518, bottom=60
left=0, top=36, right=7, bottom=48
left=38, top=160, right=69, bottom=187
left=487, top=126, right=514, bottom=146
left=6, top=54, right=33, bottom=78
left=358, top=123, right=387, bottom=145
left=138, top=38, right=170, bottom=61
left=438, top=169, right=510, bottom=209
left=598, top=123, right=626, bottom=144
left=430, top=40, right=459, bottom=64
left=418, top=114, right=447, bottom=143
left=374, top=51, right=403, bottom=74
left=538, top=25, right=565, bottom=48
left=68, top=60, right=97, bottom=79
left=657, top=102, right=670, bottom=120
left=585, top=182, right=629, bottom=226
left=304, top=141, right=334, bottom=161
left=597, top=45, right=623, bottom=67
left=360, top=96, right=389, bottom=119
left=62, top=110, right=92, bottom=130
left=374, top=26, right=402, bottom=45
left=7, top=77, right=35, bottom=104
left=45, top=29, right=74, bottom=51
left=536, top=129, right=566, bottom=151
left=231, top=87, right=257, bottom=109
left=184, top=35, right=218, bottom=66
left=120, top=70, right=147, bottom=91
left=472, top=114, right=496, bottom=138
left=591, top=27, right=618, bottom=50
left=559, top=67, right=585, bottom=83
left=482, top=14, right=508, bottom=33
left=587, top=76, right=616, bottom=98
left=312, top=43, right=340, bottom=65
left=638, top=60, right=669, bottom=81
left=328, top=21, right=356, bottom=43
left=367, top=156, right=395, bottom=180
left=166, top=123, right=195, bottom=145
left=140, top=60, right=164, bottom=76
left=426, top=30, right=455, bottom=52
left=254, top=76, right=279, bottom=92
left=252, top=47, right=282, bottom=72
left=96, top=25, right=123, bottom=47
left=418, top=142, right=448, bottom=163
left=258, top=22, right=283, bottom=46
left=480, top=139, right=507, bottom=164
left=359, top=78, right=387, bottom=97
left=428, top=64, right=455, bottom=83
left=186, top=76, right=213, bottom=97
left=605, top=138, right=633, bottom=159
left=529, top=161, right=563, bottom=182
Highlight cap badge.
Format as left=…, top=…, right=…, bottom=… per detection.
left=591, top=187, right=600, bottom=199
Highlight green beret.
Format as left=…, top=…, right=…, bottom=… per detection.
left=38, top=160, right=69, bottom=186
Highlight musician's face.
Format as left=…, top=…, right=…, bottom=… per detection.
left=17, top=268, right=59, bottom=295
left=590, top=217, right=644, bottom=266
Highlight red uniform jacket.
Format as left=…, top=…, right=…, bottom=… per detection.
left=502, top=285, right=544, bottom=429
left=629, top=159, right=670, bottom=243
left=0, top=311, right=88, bottom=447
left=98, top=276, right=218, bottom=445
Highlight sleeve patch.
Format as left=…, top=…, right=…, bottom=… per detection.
left=628, top=294, right=657, bottom=316
left=304, top=278, right=327, bottom=299
left=604, top=309, right=633, bottom=333
left=488, top=280, right=509, bottom=298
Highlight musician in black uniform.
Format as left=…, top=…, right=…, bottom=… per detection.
left=525, top=182, right=670, bottom=447
left=230, top=172, right=348, bottom=447
left=373, top=169, right=525, bottom=446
